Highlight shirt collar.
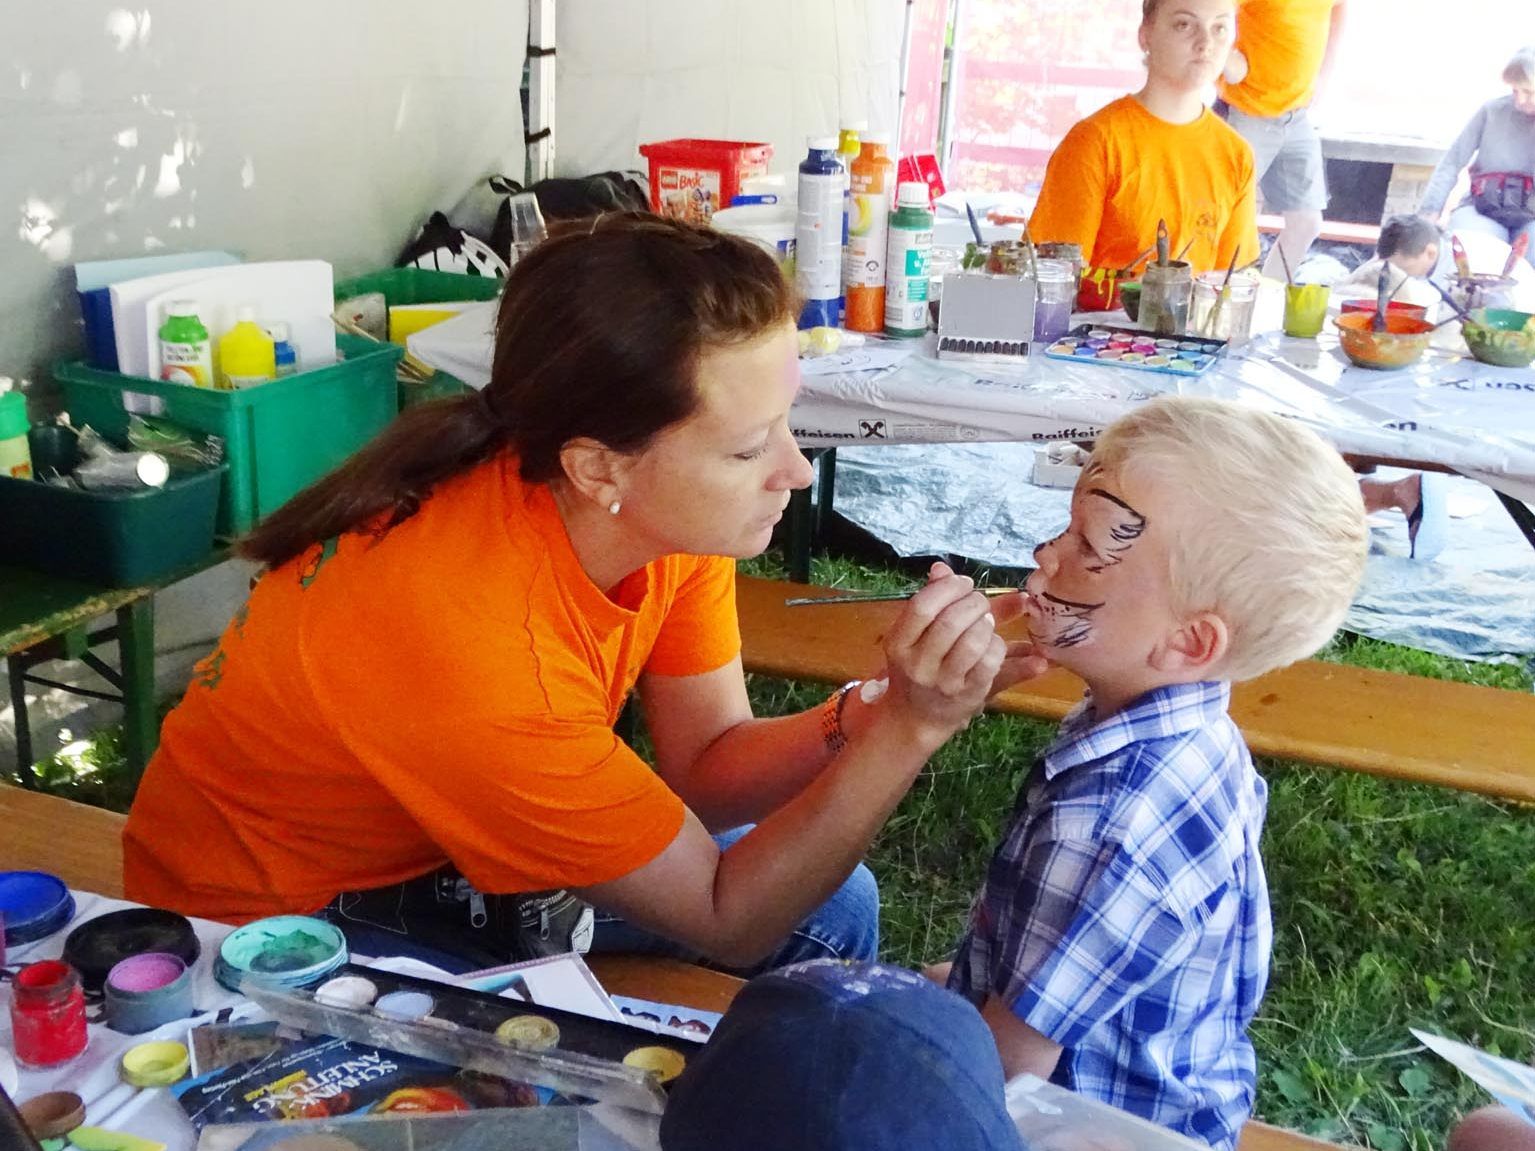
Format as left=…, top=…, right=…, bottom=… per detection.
left=1042, top=681, right=1232, bottom=779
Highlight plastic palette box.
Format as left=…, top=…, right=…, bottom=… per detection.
left=54, top=335, right=402, bottom=536
left=1044, top=324, right=1226, bottom=376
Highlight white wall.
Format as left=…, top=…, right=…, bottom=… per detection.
left=2, top=0, right=528, bottom=393
left=556, top=0, right=904, bottom=183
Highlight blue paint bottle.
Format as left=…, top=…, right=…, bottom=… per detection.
left=794, top=137, right=845, bottom=330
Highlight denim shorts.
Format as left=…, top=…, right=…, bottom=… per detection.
left=1216, top=100, right=1329, bottom=213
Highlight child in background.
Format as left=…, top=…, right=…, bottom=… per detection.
left=947, top=397, right=1369, bottom=1150
left=1333, top=214, right=1443, bottom=314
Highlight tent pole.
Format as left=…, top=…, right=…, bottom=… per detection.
left=528, top=0, right=556, bottom=182
left=897, top=0, right=915, bottom=150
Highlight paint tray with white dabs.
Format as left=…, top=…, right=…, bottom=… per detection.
left=1045, top=323, right=1227, bottom=377
left=243, top=963, right=702, bottom=1114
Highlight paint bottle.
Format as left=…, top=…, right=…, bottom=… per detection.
left=266, top=321, right=299, bottom=378
left=0, top=387, right=33, bottom=480
left=884, top=182, right=934, bottom=338
left=843, top=136, right=895, bottom=333
left=10, top=960, right=88, bottom=1068
left=217, top=306, right=276, bottom=390
left=158, top=302, right=214, bottom=388
left=794, top=137, right=846, bottom=330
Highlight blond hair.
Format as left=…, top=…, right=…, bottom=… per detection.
left=1089, top=397, right=1368, bottom=682
left=1504, top=47, right=1535, bottom=87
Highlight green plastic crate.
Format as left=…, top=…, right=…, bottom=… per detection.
left=0, top=464, right=225, bottom=586
left=335, top=267, right=499, bottom=408
left=54, top=335, right=402, bottom=536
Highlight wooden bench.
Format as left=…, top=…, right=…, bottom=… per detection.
left=1256, top=212, right=1380, bottom=250
left=738, top=575, right=1535, bottom=804
left=2, top=784, right=1351, bottom=1149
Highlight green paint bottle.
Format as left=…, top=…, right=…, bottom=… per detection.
left=883, top=181, right=934, bottom=338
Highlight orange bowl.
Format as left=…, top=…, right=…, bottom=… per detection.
left=1334, top=312, right=1433, bottom=370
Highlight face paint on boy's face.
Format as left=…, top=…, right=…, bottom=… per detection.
left=1024, top=477, right=1152, bottom=651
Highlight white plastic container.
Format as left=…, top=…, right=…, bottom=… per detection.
left=711, top=203, right=796, bottom=267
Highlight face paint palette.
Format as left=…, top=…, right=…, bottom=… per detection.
left=1044, top=324, right=1226, bottom=377
left=244, top=963, right=700, bottom=1115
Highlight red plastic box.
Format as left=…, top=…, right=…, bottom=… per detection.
left=638, top=139, right=773, bottom=223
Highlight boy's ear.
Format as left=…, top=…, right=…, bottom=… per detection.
left=1151, top=611, right=1229, bottom=676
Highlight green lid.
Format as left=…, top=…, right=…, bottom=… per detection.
left=0, top=390, right=28, bottom=440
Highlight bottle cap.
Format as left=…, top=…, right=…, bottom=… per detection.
left=165, top=299, right=200, bottom=319
left=840, top=120, right=869, bottom=133
left=860, top=133, right=891, bottom=148
left=135, top=452, right=170, bottom=488
left=263, top=320, right=291, bottom=341
left=806, top=136, right=839, bottom=152
left=896, top=182, right=930, bottom=208
left=235, top=304, right=258, bottom=323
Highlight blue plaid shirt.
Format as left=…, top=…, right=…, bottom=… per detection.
left=949, top=681, right=1271, bottom=1150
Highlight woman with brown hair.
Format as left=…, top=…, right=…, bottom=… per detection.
left=123, top=214, right=1044, bottom=972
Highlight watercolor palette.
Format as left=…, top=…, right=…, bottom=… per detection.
left=1044, top=324, right=1226, bottom=377
left=246, top=963, right=700, bottom=1114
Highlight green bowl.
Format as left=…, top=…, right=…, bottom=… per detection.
left=1462, top=308, right=1535, bottom=368
left=1120, top=282, right=1142, bottom=323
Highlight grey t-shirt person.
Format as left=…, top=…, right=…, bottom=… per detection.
left=1420, top=95, right=1535, bottom=218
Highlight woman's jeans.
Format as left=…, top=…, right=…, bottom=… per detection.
left=318, top=824, right=880, bottom=978
left=1449, top=203, right=1535, bottom=269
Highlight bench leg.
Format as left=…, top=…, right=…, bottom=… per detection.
left=117, top=597, right=157, bottom=785
left=7, top=653, right=36, bottom=789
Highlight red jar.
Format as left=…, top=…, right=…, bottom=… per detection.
left=10, top=960, right=89, bottom=1068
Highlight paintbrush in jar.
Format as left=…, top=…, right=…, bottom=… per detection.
left=1205, top=247, right=1242, bottom=337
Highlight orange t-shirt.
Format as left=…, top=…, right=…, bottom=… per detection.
left=1029, top=96, right=1257, bottom=278
left=1218, top=0, right=1337, bottom=118
left=123, top=454, right=740, bottom=923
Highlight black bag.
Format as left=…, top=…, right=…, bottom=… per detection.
left=396, top=210, right=509, bottom=278
left=486, top=172, right=649, bottom=262
left=1470, top=171, right=1535, bottom=230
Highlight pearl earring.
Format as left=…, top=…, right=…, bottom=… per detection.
left=608, top=499, right=622, bottom=515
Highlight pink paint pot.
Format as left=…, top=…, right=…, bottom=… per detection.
left=104, top=952, right=193, bottom=1035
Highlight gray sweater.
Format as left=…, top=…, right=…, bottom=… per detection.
left=1420, top=95, right=1535, bottom=218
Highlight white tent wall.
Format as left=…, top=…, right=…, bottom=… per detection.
left=2, top=0, right=529, bottom=393
left=556, top=0, right=905, bottom=182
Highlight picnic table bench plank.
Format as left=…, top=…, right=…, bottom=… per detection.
left=737, top=576, right=1535, bottom=805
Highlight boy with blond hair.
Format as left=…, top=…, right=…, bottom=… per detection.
left=948, top=396, right=1369, bottom=1150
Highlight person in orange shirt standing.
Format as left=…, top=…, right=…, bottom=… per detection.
left=1216, top=0, right=1347, bottom=279
left=122, top=215, right=1049, bottom=974
left=1029, top=0, right=1257, bottom=309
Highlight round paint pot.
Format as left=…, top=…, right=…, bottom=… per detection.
left=1169, top=359, right=1199, bottom=373
left=1071, top=345, right=1096, bottom=357
left=63, top=907, right=200, bottom=994
left=314, top=975, right=378, bottom=1010
left=17, top=1090, right=86, bottom=1140
left=1120, top=353, right=1146, bottom=364
left=622, top=1045, right=687, bottom=1084
left=1085, top=337, right=1110, bottom=349
left=216, top=916, right=347, bottom=992
left=120, top=1039, right=190, bottom=1087
left=104, top=952, right=193, bottom=1034
left=1087, top=328, right=1112, bottom=338
left=0, top=871, right=75, bottom=946
left=373, top=990, right=435, bottom=1022
left=1154, top=338, right=1179, bottom=349
left=1047, top=343, right=1076, bottom=355
left=495, top=1014, right=561, bottom=1050
left=1177, top=341, right=1204, bottom=352
left=1145, top=355, right=1171, bottom=367
left=1095, top=349, right=1121, bottom=360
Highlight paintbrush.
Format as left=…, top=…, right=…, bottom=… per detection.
left=1428, top=278, right=1476, bottom=327
left=1020, top=222, right=1040, bottom=285
left=1118, top=243, right=1158, bottom=279
left=1205, top=247, right=1242, bottom=337
left=1156, top=219, right=1170, bottom=267
left=1173, top=238, right=1195, bottom=264
left=1451, top=235, right=1472, bottom=280
left=1502, top=233, right=1529, bottom=278
left=1277, top=242, right=1294, bottom=287
left=1372, top=260, right=1392, bottom=333
left=965, top=201, right=986, bottom=247
left=785, top=587, right=1020, bottom=607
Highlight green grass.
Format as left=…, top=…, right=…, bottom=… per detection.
left=11, top=548, right=1533, bottom=1150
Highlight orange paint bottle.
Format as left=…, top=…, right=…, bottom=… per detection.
left=843, top=136, right=896, bottom=333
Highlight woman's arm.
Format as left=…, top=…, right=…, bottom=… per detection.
left=641, top=576, right=1045, bottom=830
left=579, top=567, right=1018, bottom=966
left=1420, top=105, right=1489, bottom=221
